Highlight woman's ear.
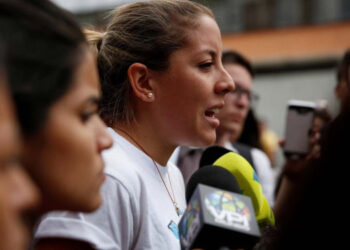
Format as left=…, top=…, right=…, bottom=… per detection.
left=128, top=63, right=154, bottom=102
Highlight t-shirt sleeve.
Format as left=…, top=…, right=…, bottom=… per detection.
left=34, top=176, right=138, bottom=250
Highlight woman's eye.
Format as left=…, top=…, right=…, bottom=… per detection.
left=81, top=111, right=97, bottom=123
left=81, top=98, right=100, bottom=123
left=199, top=62, right=213, bottom=69
left=1, top=155, right=22, bottom=172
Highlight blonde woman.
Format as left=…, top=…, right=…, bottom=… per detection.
left=35, top=1, right=234, bottom=249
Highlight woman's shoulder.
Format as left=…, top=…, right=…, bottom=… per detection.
left=102, top=153, right=143, bottom=198
left=103, top=149, right=171, bottom=201
left=102, top=131, right=145, bottom=179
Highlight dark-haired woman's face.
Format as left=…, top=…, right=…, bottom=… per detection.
left=23, top=50, right=113, bottom=212
left=0, top=79, right=40, bottom=250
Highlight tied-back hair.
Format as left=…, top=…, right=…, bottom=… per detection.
left=85, top=0, right=213, bottom=126
left=84, top=28, right=105, bottom=58
left=0, top=0, right=87, bottom=136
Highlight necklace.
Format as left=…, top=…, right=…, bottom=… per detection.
left=116, top=128, right=182, bottom=216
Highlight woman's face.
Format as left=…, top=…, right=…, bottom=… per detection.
left=0, top=80, right=40, bottom=250
left=24, top=50, right=113, bottom=212
left=216, top=63, right=253, bottom=142
left=152, top=15, right=234, bottom=147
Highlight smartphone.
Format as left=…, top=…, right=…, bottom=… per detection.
left=283, top=100, right=316, bottom=158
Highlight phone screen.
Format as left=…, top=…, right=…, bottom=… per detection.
left=284, top=100, right=315, bottom=157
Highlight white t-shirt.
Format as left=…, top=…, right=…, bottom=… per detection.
left=35, top=128, right=186, bottom=250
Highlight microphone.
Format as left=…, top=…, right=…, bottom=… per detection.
left=179, top=166, right=261, bottom=250
left=198, top=146, right=231, bottom=168
left=207, top=149, right=275, bottom=228
left=186, top=163, right=240, bottom=202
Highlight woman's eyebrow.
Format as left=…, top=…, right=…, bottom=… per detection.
left=84, top=96, right=100, bottom=106
left=194, top=49, right=217, bottom=59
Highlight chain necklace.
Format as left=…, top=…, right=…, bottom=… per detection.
left=116, top=128, right=181, bottom=216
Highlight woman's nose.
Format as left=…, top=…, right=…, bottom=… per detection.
left=215, top=65, right=235, bottom=95
left=96, top=119, right=113, bottom=153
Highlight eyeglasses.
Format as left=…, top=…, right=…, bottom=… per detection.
left=231, top=84, right=259, bottom=103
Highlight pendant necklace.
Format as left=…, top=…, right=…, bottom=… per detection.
left=117, top=128, right=181, bottom=216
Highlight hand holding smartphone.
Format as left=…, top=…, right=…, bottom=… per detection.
left=283, top=100, right=316, bottom=158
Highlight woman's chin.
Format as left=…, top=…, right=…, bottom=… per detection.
left=83, top=196, right=103, bottom=213
left=191, top=131, right=217, bottom=148
left=58, top=195, right=103, bottom=213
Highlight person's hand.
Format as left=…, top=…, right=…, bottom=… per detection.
left=306, top=127, right=321, bottom=160
left=279, top=127, right=321, bottom=180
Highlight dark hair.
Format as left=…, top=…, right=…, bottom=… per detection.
left=86, top=0, right=214, bottom=126
left=0, top=0, right=87, bottom=136
left=0, top=41, right=5, bottom=92
left=222, top=50, right=254, bottom=77
left=238, top=109, right=262, bottom=149
left=336, top=49, right=350, bottom=85
left=0, top=41, right=4, bottom=69
left=0, top=39, right=6, bottom=73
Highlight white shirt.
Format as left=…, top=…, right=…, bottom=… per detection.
left=35, top=128, right=186, bottom=250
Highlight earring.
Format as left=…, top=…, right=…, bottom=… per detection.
left=147, top=92, right=153, bottom=98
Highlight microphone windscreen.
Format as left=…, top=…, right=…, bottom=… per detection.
left=186, top=165, right=240, bottom=203
left=214, top=152, right=275, bottom=227
left=213, top=152, right=263, bottom=217
left=257, top=196, right=275, bottom=227
left=199, top=146, right=231, bottom=168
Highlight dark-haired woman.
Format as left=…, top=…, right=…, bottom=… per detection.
left=0, top=46, right=40, bottom=250
left=0, top=0, right=113, bottom=248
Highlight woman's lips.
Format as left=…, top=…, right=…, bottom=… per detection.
left=231, top=114, right=243, bottom=122
left=98, top=171, right=106, bottom=185
left=204, top=108, right=221, bottom=128
left=97, top=160, right=106, bottom=184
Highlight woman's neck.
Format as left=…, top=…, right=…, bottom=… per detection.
left=215, top=130, right=232, bottom=147
left=113, top=123, right=175, bottom=166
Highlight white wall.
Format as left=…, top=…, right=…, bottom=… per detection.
left=253, top=68, right=338, bottom=137
left=252, top=68, right=339, bottom=168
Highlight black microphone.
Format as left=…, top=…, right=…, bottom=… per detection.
left=199, top=146, right=276, bottom=228
left=179, top=165, right=261, bottom=250
left=186, top=164, right=240, bottom=202
left=199, top=146, right=230, bottom=168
